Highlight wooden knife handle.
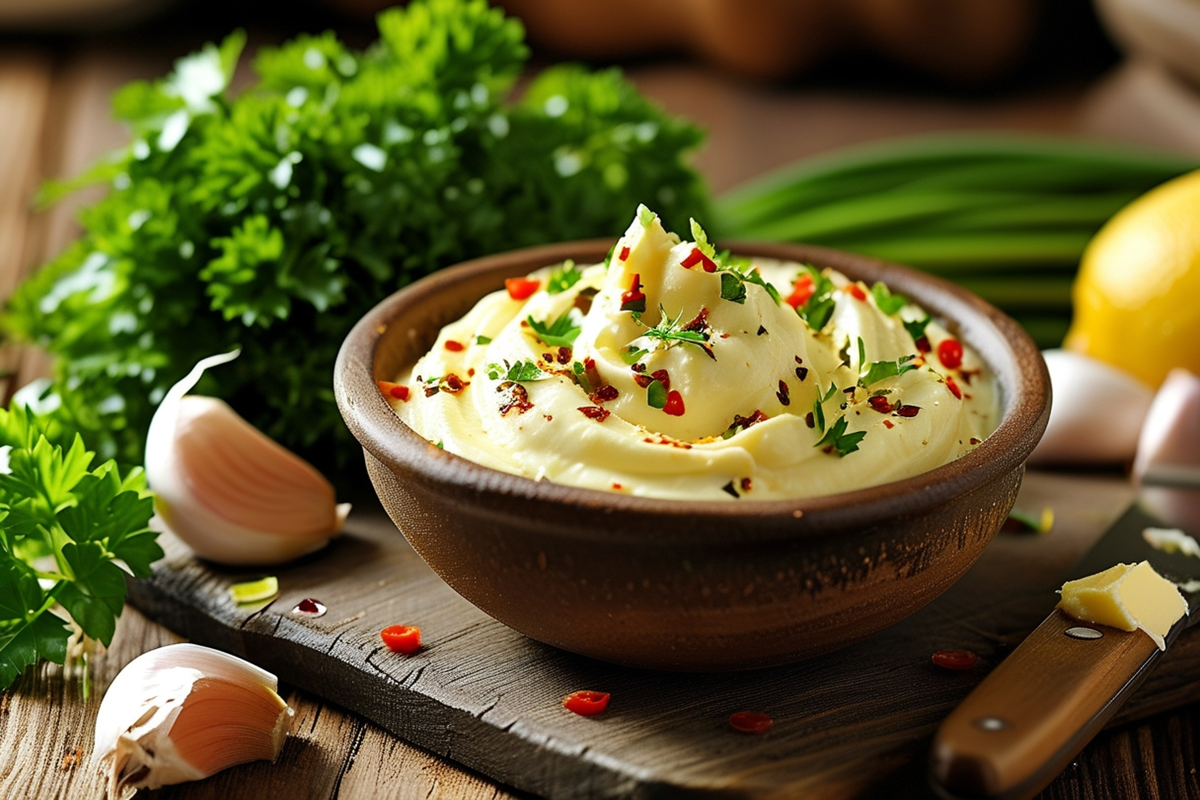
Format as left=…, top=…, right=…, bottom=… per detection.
left=930, top=609, right=1162, bottom=800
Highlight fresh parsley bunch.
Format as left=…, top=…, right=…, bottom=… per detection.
left=0, top=406, right=159, bottom=690
left=4, top=0, right=709, bottom=482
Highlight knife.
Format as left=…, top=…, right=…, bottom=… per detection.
left=929, top=485, right=1200, bottom=800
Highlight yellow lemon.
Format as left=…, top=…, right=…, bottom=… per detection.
left=1066, top=168, right=1200, bottom=387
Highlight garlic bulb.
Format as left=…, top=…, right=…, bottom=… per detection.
left=146, top=351, right=349, bottom=565
left=93, top=643, right=293, bottom=799
left=1134, top=368, right=1200, bottom=486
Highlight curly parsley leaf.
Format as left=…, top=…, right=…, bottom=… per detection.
left=0, top=406, right=158, bottom=690
left=5, top=0, right=709, bottom=490
left=859, top=355, right=919, bottom=387
left=719, top=272, right=747, bottom=304
left=526, top=311, right=581, bottom=348
left=635, top=307, right=709, bottom=354
left=814, top=415, right=867, bottom=457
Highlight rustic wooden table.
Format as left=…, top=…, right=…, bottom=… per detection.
left=2, top=28, right=1197, bottom=800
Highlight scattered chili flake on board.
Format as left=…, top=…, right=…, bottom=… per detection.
left=293, top=598, right=328, bottom=618
left=381, top=625, right=422, bottom=654
left=376, top=380, right=410, bottom=401
left=931, top=649, right=978, bottom=670
left=728, top=711, right=773, bottom=734
left=845, top=284, right=867, bottom=302
left=505, top=277, right=540, bottom=300
left=562, top=690, right=610, bottom=716
left=937, top=338, right=963, bottom=370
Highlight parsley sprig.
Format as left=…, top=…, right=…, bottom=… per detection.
left=0, top=406, right=159, bottom=690
left=546, top=261, right=582, bottom=295
left=690, top=219, right=782, bottom=306
left=526, top=311, right=581, bottom=347
left=486, top=360, right=550, bottom=382
left=634, top=306, right=710, bottom=352
left=794, top=267, right=837, bottom=331
left=814, top=415, right=867, bottom=457
left=859, top=355, right=919, bottom=387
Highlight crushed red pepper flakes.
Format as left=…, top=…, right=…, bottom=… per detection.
left=868, top=395, right=893, bottom=413
left=376, top=380, right=410, bottom=401
left=937, top=338, right=964, bottom=370
left=505, top=277, right=540, bottom=300
left=915, top=335, right=931, bottom=353
left=776, top=380, right=790, bottom=406
left=578, top=406, right=611, bottom=422
left=381, top=625, right=422, bottom=654
left=728, top=711, right=773, bottom=734
left=740, top=477, right=753, bottom=493
left=680, top=246, right=717, bottom=272
left=946, top=375, right=963, bottom=400
left=931, top=649, right=978, bottom=670
left=882, top=419, right=895, bottom=429
left=444, top=340, right=465, bottom=352
left=895, top=405, right=921, bottom=418
left=563, top=690, right=610, bottom=716
left=618, top=246, right=630, bottom=261
left=620, top=272, right=646, bottom=313
left=663, top=390, right=686, bottom=416
left=785, top=274, right=815, bottom=309
left=845, top=284, right=867, bottom=302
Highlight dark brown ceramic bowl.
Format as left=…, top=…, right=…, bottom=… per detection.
left=334, top=240, right=1050, bottom=671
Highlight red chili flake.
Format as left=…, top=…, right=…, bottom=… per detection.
left=376, top=380, right=410, bottom=401
left=651, top=369, right=671, bottom=390
left=440, top=373, right=466, bottom=395
left=805, top=411, right=815, bottom=428
left=969, top=437, right=981, bottom=445
left=618, top=246, right=630, bottom=261
left=895, top=405, right=921, bottom=418
left=631, top=362, right=647, bottom=373
left=444, top=340, right=465, bottom=352
left=931, top=649, right=978, bottom=671
left=680, top=247, right=717, bottom=272
left=776, top=380, right=790, bottom=406
left=937, top=338, right=964, bottom=370
left=505, top=277, right=540, bottom=300
left=681, top=307, right=710, bottom=334
left=563, top=690, right=610, bottom=716
left=381, top=625, right=422, bottom=654
left=945, top=375, right=962, bottom=400
left=915, top=335, right=931, bottom=353
left=424, top=384, right=440, bottom=398
left=728, top=711, right=773, bottom=734
left=612, top=483, right=623, bottom=490
left=497, top=381, right=533, bottom=415
left=846, top=284, right=867, bottom=302
left=664, top=390, right=685, bottom=416
left=740, top=477, right=752, bottom=493
left=620, top=273, right=646, bottom=313
left=578, top=406, right=611, bottom=422
left=556, top=346, right=572, bottom=365
left=882, top=419, right=895, bottom=429
left=868, top=395, right=893, bottom=414
left=467, top=368, right=476, bottom=377
left=293, top=598, right=327, bottom=618
left=632, top=373, right=654, bottom=389
left=542, top=352, right=554, bottom=362
left=592, top=384, right=620, bottom=403
left=785, top=274, right=815, bottom=309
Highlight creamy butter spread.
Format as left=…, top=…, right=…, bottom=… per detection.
left=389, top=207, right=1000, bottom=500
left=1058, top=561, right=1188, bottom=650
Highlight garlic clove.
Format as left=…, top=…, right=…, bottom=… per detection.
left=1028, top=349, right=1155, bottom=465
left=146, top=351, right=349, bottom=565
left=1134, top=368, right=1200, bottom=487
left=93, top=643, right=293, bottom=799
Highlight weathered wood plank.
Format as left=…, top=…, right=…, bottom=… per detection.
left=118, top=471, right=1200, bottom=799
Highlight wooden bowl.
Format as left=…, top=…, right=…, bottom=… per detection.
left=334, top=240, right=1050, bottom=671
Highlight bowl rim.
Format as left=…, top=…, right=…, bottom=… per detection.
left=334, top=238, right=1050, bottom=544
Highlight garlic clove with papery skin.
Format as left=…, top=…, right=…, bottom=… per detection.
left=93, top=643, right=293, bottom=800
left=146, top=351, right=349, bottom=565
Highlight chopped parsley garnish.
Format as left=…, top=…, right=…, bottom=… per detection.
left=812, top=381, right=839, bottom=433
left=904, top=314, right=932, bottom=342
left=526, top=311, right=581, bottom=347
left=620, top=345, right=649, bottom=365
left=871, top=282, right=908, bottom=315
left=856, top=336, right=866, bottom=369
left=476, top=335, right=492, bottom=345
left=690, top=218, right=717, bottom=259
left=793, top=267, right=837, bottom=331
left=859, top=355, right=919, bottom=387
left=647, top=379, right=668, bottom=409
left=719, top=272, right=747, bottom=304
left=638, top=204, right=656, bottom=228
left=634, top=307, right=709, bottom=351
left=546, top=260, right=582, bottom=295
left=814, top=416, right=867, bottom=457
left=486, top=360, right=550, bottom=382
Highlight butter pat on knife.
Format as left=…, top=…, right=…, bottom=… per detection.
left=1058, top=561, right=1187, bottom=650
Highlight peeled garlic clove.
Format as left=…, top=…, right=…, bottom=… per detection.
left=146, top=351, right=349, bottom=565
left=1027, top=349, right=1155, bottom=465
left=93, top=643, right=293, bottom=799
left=1134, top=368, right=1200, bottom=487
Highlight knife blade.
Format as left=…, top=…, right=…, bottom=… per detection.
left=929, top=485, right=1200, bottom=800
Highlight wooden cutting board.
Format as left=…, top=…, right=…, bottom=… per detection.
left=126, top=471, right=1200, bottom=799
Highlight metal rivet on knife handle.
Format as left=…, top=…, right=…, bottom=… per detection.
left=1065, top=627, right=1104, bottom=640
left=974, top=717, right=1008, bottom=732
